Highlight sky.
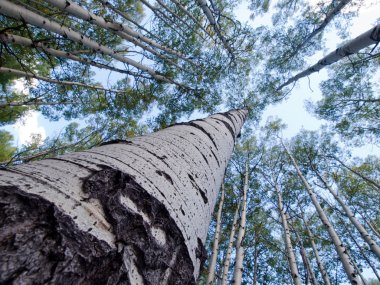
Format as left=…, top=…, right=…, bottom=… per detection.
left=2, top=0, right=380, bottom=158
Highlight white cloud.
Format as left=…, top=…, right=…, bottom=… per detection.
left=14, top=111, right=46, bottom=146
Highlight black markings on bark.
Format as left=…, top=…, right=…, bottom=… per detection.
left=83, top=169, right=195, bottom=284
left=0, top=186, right=127, bottom=285
left=188, top=174, right=208, bottom=204
left=156, top=170, right=174, bottom=185
left=212, top=118, right=235, bottom=140
left=99, top=139, right=133, bottom=146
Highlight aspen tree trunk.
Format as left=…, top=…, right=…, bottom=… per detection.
left=303, top=220, right=332, bottom=285
left=232, top=160, right=249, bottom=285
left=221, top=202, right=241, bottom=285
left=0, top=67, right=125, bottom=93
left=274, top=183, right=302, bottom=285
left=277, top=24, right=380, bottom=90
left=293, top=228, right=319, bottom=285
left=0, top=108, right=247, bottom=284
left=196, top=0, right=235, bottom=59
left=313, top=168, right=380, bottom=259
left=0, top=33, right=150, bottom=78
left=45, top=0, right=190, bottom=63
left=346, top=250, right=367, bottom=285
left=0, top=0, right=171, bottom=83
left=283, top=144, right=361, bottom=284
left=168, top=0, right=213, bottom=37
left=343, top=222, right=380, bottom=281
left=44, top=0, right=187, bottom=71
left=285, top=0, right=350, bottom=60
left=207, top=182, right=226, bottom=284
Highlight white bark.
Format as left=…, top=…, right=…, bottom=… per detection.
left=314, top=169, right=380, bottom=260
left=221, top=202, right=241, bottom=285
left=283, top=143, right=361, bottom=285
left=303, top=221, right=331, bottom=285
left=232, top=160, right=249, bottom=285
left=274, top=183, right=302, bottom=285
left=0, top=33, right=149, bottom=78
left=0, top=108, right=248, bottom=283
left=196, top=0, right=235, bottom=59
left=44, top=0, right=185, bottom=71
left=278, top=24, right=380, bottom=90
left=207, top=182, right=226, bottom=284
left=0, top=0, right=170, bottom=83
left=0, top=67, right=125, bottom=93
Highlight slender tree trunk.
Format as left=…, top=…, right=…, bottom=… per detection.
left=283, top=143, right=361, bottom=284
left=303, top=219, right=332, bottom=285
left=232, top=160, right=249, bottom=285
left=207, top=182, right=226, bottom=284
left=331, top=156, right=380, bottom=191
left=168, top=0, right=213, bottom=38
left=0, top=0, right=172, bottom=83
left=196, top=0, right=235, bottom=59
left=44, top=0, right=188, bottom=72
left=0, top=33, right=151, bottom=79
left=0, top=67, right=125, bottom=93
left=274, top=182, right=302, bottom=285
left=221, top=202, right=241, bottom=285
left=292, top=227, right=319, bottom=285
left=346, top=249, right=367, bottom=285
left=0, top=108, right=248, bottom=284
left=284, top=0, right=351, bottom=61
left=277, top=24, right=380, bottom=90
left=343, top=222, right=380, bottom=281
left=313, top=168, right=380, bottom=259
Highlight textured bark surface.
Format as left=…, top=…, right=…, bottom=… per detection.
left=0, top=109, right=247, bottom=284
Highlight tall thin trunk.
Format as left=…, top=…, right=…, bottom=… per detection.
left=232, top=160, right=249, bottom=285
left=284, top=0, right=351, bottom=61
left=0, top=108, right=248, bottom=284
left=277, top=24, right=380, bottom=90
left=342, top=221, right=380, bottom=281
left=283, top=143, right=361, bottom=284
left=0, top=0, right=173, bottom=83
left=196, top=0, right=235, bottom=59
left=302, top=219, right=332, bottom=285
left=44, top=0, right=188, bottom=72
left=331, top=155, right=380, bottom=191
left=168, top=0, right=213, bottom=38
left=313, top=168, right=380, bottom=259
left=221, top=202, right=241, bottom=285
left=292, top=226, right=319, bottom=285
left=0, top=99, right=76, bottom=108
left=207, top=182, right=226, bottom=284
left=274, top=182, right=302, bottom=285
left=0, top=33, right=150, bottom=79
left=346, top=249, right=367, bottom=285
left=0, top=67, right=126, bottom=93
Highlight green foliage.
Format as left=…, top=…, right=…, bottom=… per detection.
left=0, top=130, right=16, bottom=162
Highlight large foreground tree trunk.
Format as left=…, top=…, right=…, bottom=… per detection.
left=0, top=108, right=247, bottom=284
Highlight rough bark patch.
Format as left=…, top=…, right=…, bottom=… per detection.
left=83, top=168, right=199, bottom=284
left=0, top=186, right=127, bottom=285
left=0, top=168, right=201, bottom=285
